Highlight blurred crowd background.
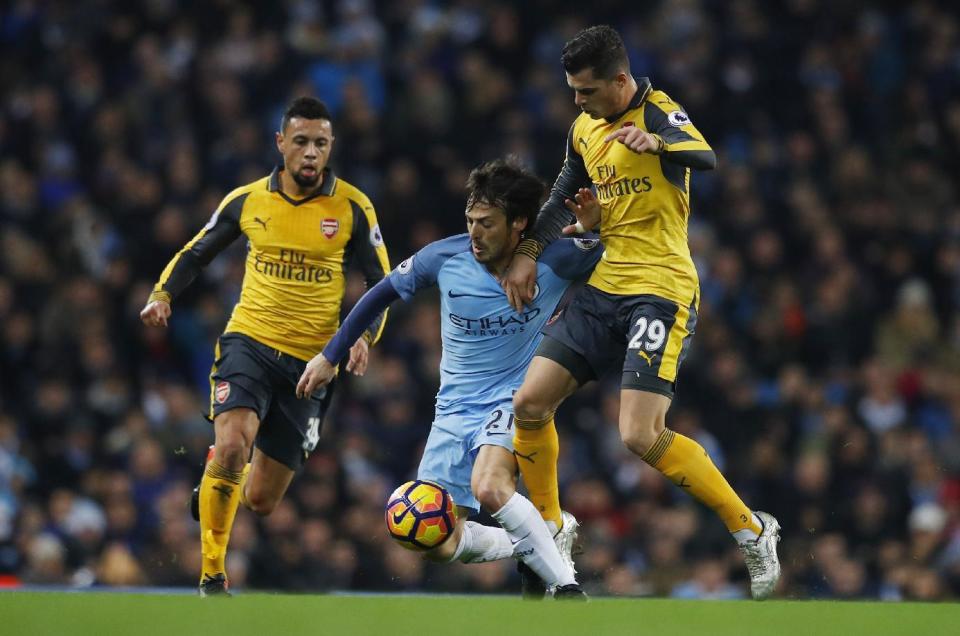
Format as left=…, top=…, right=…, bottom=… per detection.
left=2, top=0, right=960, bottom=600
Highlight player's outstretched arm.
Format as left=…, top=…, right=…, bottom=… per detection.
left=347, top=197, right=392, bottom=346
left=143, top=192, right=245, bottom=328
left=297, top=277, right=402, bottom=398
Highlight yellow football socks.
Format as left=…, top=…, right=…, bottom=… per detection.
left=199, top=460, right=243, bottom=582
left=642, top=428, right=761, bottom=535
left=513, top=415, right=562, bottom=529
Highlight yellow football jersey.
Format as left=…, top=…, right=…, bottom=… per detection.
left=532, top=77, right=715, bottom=307
left=151, top=167, right=390, bottom=361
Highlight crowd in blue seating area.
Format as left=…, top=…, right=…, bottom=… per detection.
left=2, top=1, right=959, bottom=599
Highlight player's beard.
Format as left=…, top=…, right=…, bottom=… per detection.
left=292, top=168, right=320, bottom=188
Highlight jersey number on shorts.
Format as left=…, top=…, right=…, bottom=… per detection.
left=484, top=409, right=514, bottom=436
left=628, top=317, right=666, bottom=351
left=303, top=416, right=321, bottom=451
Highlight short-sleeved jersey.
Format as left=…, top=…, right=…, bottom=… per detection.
left=152, top=167, right=390, bottom=361
left=389, top=235, right=602, bottom=415
left=545, top=77, right=714, bottom=306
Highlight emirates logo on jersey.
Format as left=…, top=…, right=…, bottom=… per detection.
left=215, top=381, right=230, bottom=404
left=321, top=218, right=339, bottom=238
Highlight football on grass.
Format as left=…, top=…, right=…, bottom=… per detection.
left=385, top=479, right=457, bottom=551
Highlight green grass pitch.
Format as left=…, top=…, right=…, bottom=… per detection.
left=2, top=592, right=957, bottom=636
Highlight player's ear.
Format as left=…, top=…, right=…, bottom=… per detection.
left=513, top=216, right=529, bottom=233
left=275, top=131, right=284, bottom=154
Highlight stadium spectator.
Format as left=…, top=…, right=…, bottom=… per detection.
left=1, top=0, right=959, bottom=599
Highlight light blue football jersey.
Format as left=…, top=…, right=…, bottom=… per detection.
left=388, top=234, right=602, bottom=416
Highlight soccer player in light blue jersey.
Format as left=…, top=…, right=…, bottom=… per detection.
left=297, top=159, right=601, bottom=599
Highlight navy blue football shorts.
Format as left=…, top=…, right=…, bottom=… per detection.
left=208, top=332, right=335, bottom=470
left=538, top=285, right=698, bottom=398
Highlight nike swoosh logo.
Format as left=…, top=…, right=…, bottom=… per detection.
left=509, top=531, right=531, bottom=546
left=447, top=290, right=503, bottom=299
left=392, top=495, right=426, bottom=525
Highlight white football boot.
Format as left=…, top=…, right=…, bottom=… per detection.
left=738, top=511, right=781, bottom=600
left=553, top=510, right=580, bottom=576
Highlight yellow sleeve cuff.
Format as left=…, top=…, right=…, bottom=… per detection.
left=148, top=290, right=172, bottom=305
left=650, top=134, right=666, bottom=155
left=515, top=238, right=543, bottom=261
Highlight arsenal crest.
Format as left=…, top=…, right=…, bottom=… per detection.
left=321, top=218, right=339, bottom=238
left=215, top=381, right=230, bottom=404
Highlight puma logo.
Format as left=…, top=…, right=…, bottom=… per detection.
left=212, top=484, right=234, bottom=499
left=253, top=216, right=270, bottom=230
left=578, top=137, right=588, bottom=150
left=513, top=449, right=538, bottom=464
left=638, top=350, right=657, bottom=367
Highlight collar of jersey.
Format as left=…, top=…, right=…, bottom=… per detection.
left=267, top=165, right=337, bottom=205
left=603, top=76, right=652, bottom=124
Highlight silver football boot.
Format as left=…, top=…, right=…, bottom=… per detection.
left=553, top=510, right=580, bottom=575
left=738, top=511, right=781, bottom=600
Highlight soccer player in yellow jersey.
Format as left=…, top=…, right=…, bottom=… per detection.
left=502, top=26, right=782, bottom=599
left=140, top=97, right=390, bottom=596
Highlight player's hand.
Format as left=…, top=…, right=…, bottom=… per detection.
left=562, top=187, right=601, bottom=235
left=346, top=337, right=369, bottom=376
left=140, top=300, right=172, bottom=327
left=296, top=353, right=335, bottom=398
left=604, top=127, right=663, bottom=155
left=502, top=255, right=538, bottom=313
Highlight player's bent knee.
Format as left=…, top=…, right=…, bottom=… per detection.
left=213, top=411, right=256, bottom=469
left=473, top=475, right=514, bottom=512
left=244, top=489, right=279, bottom=516
left=213, top=438, right=249, bottom=470
left=512, top=392, right=552, bottom=425
left=621, top=423, right=664, bottom=457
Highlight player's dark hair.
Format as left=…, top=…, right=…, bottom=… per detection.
left=466, top=157, right=545, bottom=231
left=280, top=96, right=332, bottom=132
left=561, top=25, right=630, bottom=79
